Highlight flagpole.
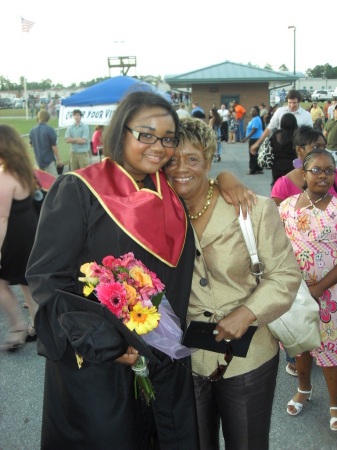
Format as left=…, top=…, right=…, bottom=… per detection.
left=24, top=77, right=28, bottom=120
left=21, top=17, right=35, bottom=121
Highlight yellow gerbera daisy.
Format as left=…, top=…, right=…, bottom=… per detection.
left=83, top=284, right=95, bottom=297
left=126, top=303, right=161, bottom=335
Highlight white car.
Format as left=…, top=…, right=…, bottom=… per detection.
left=311, top=90, right=333, bottom=102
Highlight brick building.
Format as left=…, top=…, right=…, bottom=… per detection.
left=165, top=61, right=298, bottom=129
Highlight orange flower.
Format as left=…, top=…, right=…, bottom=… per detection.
left=124, top=282, right=137, bottom=306
left=129, top=266, right=153, bottom=288
left=296, top=214, right=310, bottom=233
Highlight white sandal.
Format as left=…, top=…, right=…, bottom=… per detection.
left=330, top=407, right=337, bottom=431
left=287, top=386, right=312, bottom=416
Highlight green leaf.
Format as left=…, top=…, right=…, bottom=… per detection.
left=151, top=291, right=165, bottom=309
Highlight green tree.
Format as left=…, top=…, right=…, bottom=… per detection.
left=279, top=64, right=289, bottom=71
left=40, top=79, right=52, bottom=90
left=264, top=63, right=273, bottom=70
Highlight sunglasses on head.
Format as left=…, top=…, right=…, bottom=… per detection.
left=179, top=342, right=233, bottom=382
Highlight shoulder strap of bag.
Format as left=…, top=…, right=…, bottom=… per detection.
left=238, top=207, right=265, bottom=283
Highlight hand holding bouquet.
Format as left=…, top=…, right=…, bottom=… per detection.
left=78, top=252, right=165, bottom=404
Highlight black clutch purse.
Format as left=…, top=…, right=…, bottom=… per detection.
left=182, top=321, right=257, bottom=358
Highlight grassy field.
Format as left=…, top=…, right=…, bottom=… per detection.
left=0, top=112, right=100, bottom=165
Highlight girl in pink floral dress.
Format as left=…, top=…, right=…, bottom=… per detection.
left=279, top=149, right=337, bottom=431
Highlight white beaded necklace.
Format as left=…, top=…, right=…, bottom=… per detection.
left=304, top=189, right=329, bottom=208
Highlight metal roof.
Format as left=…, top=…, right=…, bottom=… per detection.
left=165, top=61, right=299, bottom=86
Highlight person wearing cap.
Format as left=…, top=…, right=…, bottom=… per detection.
left=250, top=90, right=313, bottom=155
left=310, top=101, right=324, bottom=123
left=176, top=103, right=190, bottom=119
left=65, top=109, right=90, bottom=169
left=324, top=104, right=337, bottom=161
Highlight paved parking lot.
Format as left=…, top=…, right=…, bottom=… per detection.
left=1, top=142, right=336, bottom=449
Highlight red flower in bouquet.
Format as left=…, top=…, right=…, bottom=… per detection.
left=95, top=282, right=128, bottom=318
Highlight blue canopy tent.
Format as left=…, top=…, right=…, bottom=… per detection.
left=59, top=76, right=171, bottom=127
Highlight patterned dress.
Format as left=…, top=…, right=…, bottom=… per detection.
left=279, top=194, right=337, bottom=367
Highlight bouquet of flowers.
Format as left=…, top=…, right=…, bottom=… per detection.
left=78, top=252, right=165, bottom=405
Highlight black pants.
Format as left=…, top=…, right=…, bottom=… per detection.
left=193, top=352, right=279, bottom=450
left=221, top=121, right=228, bottom=141
left=249, top=138, right=262, bottom=173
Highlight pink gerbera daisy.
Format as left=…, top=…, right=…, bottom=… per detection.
left=96, top=282, right=127, bottom=318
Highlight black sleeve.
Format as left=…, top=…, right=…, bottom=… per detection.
left=26, top=175, right=127, bottom=362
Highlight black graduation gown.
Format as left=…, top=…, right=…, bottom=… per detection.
left=26, top=172, right=199, bottom=450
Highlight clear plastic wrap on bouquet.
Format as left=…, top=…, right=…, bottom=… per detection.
left=142, top=297, right=196, bottom=359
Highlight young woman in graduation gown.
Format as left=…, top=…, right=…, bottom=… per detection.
left=26, top=91, right=254, bottom=449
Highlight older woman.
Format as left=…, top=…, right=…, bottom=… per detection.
left=26, top=91, right=256, bottom=449
left=165, top=117, right=302, bottom=450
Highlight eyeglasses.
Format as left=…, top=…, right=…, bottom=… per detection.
left=124, top=126, right=179, bottom=148
left=305, top=168, right=335, bottom=175
left=179, top=342, right=233, bottom=382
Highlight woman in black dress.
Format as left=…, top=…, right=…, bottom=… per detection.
left=26, top=91, right=255, bottom=449
left=0, top=125, right=38, bottom=350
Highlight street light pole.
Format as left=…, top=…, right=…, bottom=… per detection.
left=288, top=26, right=296, bottom=89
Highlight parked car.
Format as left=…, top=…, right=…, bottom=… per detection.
left=311, top=90, right=333, bottom=102
left=298, top=89, right=311, bottom=102
left=0, top=98, right=12, bottom=108
left=39, top=97, right=50, bottom=105
left=14, top=99, right=25, bottom=108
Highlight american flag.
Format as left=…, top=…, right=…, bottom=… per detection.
left=21, top=17, right=35, bottom=33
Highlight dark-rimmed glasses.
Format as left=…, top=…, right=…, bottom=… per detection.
left=124, top=126, right=179, bottom=148
left=179, top=343, right=233, bottom=382
left=305, top=168, right=335, bottom=175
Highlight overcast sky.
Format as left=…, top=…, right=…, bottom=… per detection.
left=2, top=0, right=337, bottom=87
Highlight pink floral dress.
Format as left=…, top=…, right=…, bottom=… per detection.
left=279, top=194, right=337, bottom=366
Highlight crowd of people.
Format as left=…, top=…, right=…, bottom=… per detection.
left=1, top=87, right=337, bottom=449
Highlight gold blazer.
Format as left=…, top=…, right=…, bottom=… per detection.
left=188, top=195, right=302, bottom=378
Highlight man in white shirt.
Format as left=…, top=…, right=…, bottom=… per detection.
left=328, top=97, right=337, bottom=119
left=250, top=90, right=313, bottom=154
left=176, top=103, right=190, bottom=119
left=218, top=104, right=229, bottom=141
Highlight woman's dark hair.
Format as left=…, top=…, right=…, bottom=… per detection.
left=0, top=124, right=36, bottom=195
left=210, top=108, right=222, bottom=127
left=293, top=126, right=327, bottom=148
left=103, top=90, right=179, bottom=164
left=302, top=149, right=336, bottom=191
left=276, top=113, right=298, bottom=148
left=252, top=105, right=260, bottom=115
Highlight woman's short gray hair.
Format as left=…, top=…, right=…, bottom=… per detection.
left=178, top=117, right=216, bottom=162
